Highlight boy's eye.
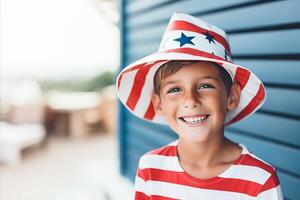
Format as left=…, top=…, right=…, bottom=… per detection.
left=167, top=87, right=181, bottom=93
left=198, top=84, right=214, bottom=89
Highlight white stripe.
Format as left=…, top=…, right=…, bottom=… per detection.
left=159, top=30, right=229, bottom=60
left=257, top=185, right=284, bottom=200
left=219, top=165, right=271, bottom=185
left=139, top=154, right=183, bottom=171
left=135, top=176, right=150, bottom=196
left=134, top=61, right=167, bottom=117
left=117, top=69, right=138, bottom=106
left=170, top=12, right=228, bottom=41
left=147, top=181, right=256, bottom=200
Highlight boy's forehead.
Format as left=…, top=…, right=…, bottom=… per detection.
left=161, top=75, right=221, bottom=86
left=161, top=61, right=222, bottom=83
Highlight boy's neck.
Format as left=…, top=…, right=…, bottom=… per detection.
left=177, top=133, right=234, bottom=167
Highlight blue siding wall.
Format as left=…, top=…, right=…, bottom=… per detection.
left=118, top=1, right=300, bottom=199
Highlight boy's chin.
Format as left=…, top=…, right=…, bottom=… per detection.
left=179, top=132, right=211, bottom=143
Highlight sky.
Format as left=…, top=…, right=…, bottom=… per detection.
left=0, top=0, right=120, bottom=81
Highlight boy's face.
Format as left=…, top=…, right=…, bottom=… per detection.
left=152, top=62, right=241, bottom=143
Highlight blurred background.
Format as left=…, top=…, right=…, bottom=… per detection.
left=1, top=0, right=133, bottom=199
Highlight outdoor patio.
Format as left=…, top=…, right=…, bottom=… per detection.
left=0, top=133, right=134, bottom=200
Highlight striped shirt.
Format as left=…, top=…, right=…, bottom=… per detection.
left=134, top=140, right=283, bottom=200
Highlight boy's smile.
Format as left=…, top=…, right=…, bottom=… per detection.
left=178, top=114, right=210, bottom=127
left=152, top=61, right=239, bottom=142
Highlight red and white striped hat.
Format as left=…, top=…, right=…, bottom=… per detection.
left=116, top=12, right=266, bottom=126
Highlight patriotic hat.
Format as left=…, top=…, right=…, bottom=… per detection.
left=116, top=12, right=266, bottom=126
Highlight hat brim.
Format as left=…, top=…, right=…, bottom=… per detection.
left=116, top=49, right=266, bottom=126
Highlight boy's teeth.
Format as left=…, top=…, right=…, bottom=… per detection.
left=182, top=115, right=208, bottom=123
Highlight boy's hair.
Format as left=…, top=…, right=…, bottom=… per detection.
left=153, top=60, right=233, bottom=95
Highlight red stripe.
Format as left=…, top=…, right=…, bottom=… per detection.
left=126, top=64, right=152, bottom=111
left=234, top=67, right=251, bottom=90
left=118, top=63, right=146, bottom=89
left=135, top=191, right=150, bottom=200
left=136, top=192, right=176, bottom=200
left=118, top=61, right=168, bottom=89
left=226, top=83, right=266, bottom=125
left=138, top=168, right=149, bottom=181
left=167, top=20, right=231, bottom=54
left=138, top=168, right=262, bottom=197
left=144, top=101, right=155, bottom=120
left=163, top=47, right=229, bottom=63
left=151, top=195, right=177, bottom=200
left=148, top=145, right=177, bottom=156
left=239, top=154, right=275, bottom=174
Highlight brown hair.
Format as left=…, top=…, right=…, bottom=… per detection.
left=153, top=60, right=233, bottom=95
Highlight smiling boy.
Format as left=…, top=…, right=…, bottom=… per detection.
left=116, top=13, right=283, bottom=199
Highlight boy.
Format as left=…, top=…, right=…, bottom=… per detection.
left=116, top=13, right=283, bottom=199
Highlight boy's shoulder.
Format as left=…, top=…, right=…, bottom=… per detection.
left=240, top=144, right=276, bottom=174
left=239, top=146, right=281, bottom=195
left=234, top=144, right=279, bottom=188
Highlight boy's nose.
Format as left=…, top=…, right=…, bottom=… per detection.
left=183, top=91, right=199, bottom=109
left=184, top=103, right=198, bottom=109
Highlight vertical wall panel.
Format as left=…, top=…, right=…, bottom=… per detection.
left=118, top=1, right=300, bottom=199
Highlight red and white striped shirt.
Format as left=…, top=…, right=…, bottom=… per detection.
left=134, top=140, right=283, bottom=200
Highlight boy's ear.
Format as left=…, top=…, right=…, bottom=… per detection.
left=227, top=83, right=241, bottom=111
left=151, top=93, right=165, bottom=116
